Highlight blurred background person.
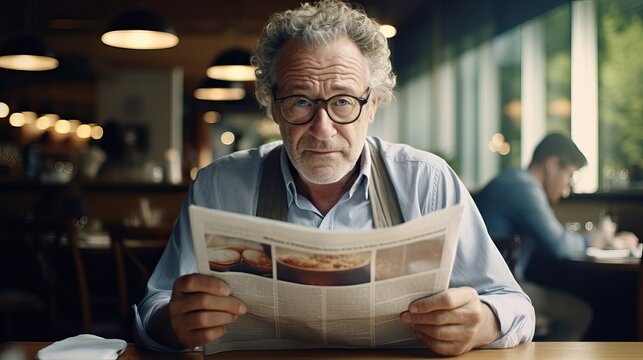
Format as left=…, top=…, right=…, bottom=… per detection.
left=475, top=133, right=638, bottom=340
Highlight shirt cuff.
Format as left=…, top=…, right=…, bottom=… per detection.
left=132, top=304, right=198, bottom=353
left=479, top=293, right=535, bottom=348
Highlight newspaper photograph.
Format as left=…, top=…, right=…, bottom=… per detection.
left=188, top=204, right=464, bottom=354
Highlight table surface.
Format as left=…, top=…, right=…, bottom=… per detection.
left=3, top=341, right=643, bottom=360
left=567, top=254, right=640, bottom=271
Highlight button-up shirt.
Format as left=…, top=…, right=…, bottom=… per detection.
left=134, top=137, right=535, bottom=351
left=475, top=168, right=588, bottom=279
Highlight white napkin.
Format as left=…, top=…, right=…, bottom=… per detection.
left=37, top=334, right=127, bottom=360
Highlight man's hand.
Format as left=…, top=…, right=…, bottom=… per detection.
left=169, top=273, right=247, bottom=348
left=400, top=287, right=500, bottom=356
left=588, top=230, right=639, bottom=250
left=611, top=231, right=639, bottom=250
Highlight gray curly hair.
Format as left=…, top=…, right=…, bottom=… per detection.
left=251, top=0, right=396, bottom=115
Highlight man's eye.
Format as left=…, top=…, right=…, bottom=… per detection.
left=332, top=97, right=352, bottom=107
left=291, top=98, right=311, bottom=107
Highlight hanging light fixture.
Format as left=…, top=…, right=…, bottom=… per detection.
left=101, top=7, right=179, bottom=50
left=194, top=78, right=246, bottom=101
left=206, top=48, right=256, bottom=81
left=0, top=0, right=59, bottom=71
left=379, top=24, right=397, bottom=38
left=0, top=34, right=59, bottom=71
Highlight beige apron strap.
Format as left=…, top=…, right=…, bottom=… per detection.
left=256, top=145, right=289, bottom=221
left=367, top=139, right=403, bottom=228
left=256, top=141, right=404, bottom=228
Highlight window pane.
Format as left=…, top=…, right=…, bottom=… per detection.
left=544, top=4, right=572, bottom=135
left=497, top=29, right=522, bottom=170
left=597, top=0, right=643, bottom=190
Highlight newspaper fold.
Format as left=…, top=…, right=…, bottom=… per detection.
left=189, top=204, right=463, bottom=354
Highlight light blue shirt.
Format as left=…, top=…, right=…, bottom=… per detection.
left=475, top=169, right=588, bottom=279
left=134, top=137, right=534, bottom=351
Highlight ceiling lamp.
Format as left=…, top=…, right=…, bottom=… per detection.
left=0, top=34, right=59, bottom=71
left=206, top=49, right=256, bottom=81
left=101, top=8, right=179, bottom=50
left=194, top=78, right=246, bottom=101
left=379, top=24, right=397, bottom=39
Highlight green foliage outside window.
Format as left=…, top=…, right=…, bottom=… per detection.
left=598, top=0, right=643, bottom=188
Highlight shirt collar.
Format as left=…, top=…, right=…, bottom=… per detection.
left=280, top=140, right=372, bottom=208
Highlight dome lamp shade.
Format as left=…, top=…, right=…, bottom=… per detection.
left=194, top=78, right=246, bottom=101
left=0, top=34, right=59, bottom=71
left=101, top=8, right=179, bottom=50
left=206, top=48, right=256, bottom=81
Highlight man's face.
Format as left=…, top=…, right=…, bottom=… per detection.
left=271, top=37, right=377, bottom=185
left=544, top=157, right=578, bottom=204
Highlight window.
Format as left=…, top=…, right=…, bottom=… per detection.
left=597, top=0, right=643, bottom=190
left=496, top=29, right=522, bottom=171
left=381, top=0, right=642, bottom=192
left=545, top=5, right=572, bottom=135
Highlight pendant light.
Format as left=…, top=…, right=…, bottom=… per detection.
left=194, top=78, right=246, bottom=101
left=0, top=0, right=58, bottom=71
left=101, top=7, right=179, bottom=50
left=0, top=34, right=59, bottom=71
left=379, top=24, right=397, bottom=38
left=206, top=48, right=256, bottom=82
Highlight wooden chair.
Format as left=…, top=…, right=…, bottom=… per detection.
left=33, top=217, right=92, bottom=333
left=492, top=235, right=521, bottom=274
left=107, top=224, right=171, bottom=327
left=0, top=215, right=91, bottom=337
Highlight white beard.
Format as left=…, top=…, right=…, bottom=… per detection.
left=284, top=137, right=363, bottom=185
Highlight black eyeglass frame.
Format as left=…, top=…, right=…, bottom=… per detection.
left=273, top=88, right=371, bottom=125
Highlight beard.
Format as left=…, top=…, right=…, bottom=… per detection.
left=283, top=136, right=363, bottom=185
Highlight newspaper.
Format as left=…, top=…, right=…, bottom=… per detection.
left=189, top=204, right=463, bottom=354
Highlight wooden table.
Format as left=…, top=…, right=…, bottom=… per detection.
left=526, top=252, right=641, bottom=341
left=567, top=254, right=640, bottom=272
left=567, top=254, right=642, bottom=340
left=3, top=342, right=643, bottom=359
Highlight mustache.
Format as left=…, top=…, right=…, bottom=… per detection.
left=298, top=137, right=347, bottom=152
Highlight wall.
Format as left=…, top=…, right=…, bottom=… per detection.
left=97, top=68, right=184, bottom=167
left=553, top=192, right=643, bottom=239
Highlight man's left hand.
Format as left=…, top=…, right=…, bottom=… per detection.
left=400, top=287, right=500, bottom=356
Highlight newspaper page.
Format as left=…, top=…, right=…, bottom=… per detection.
left=189, top=204, right=463, bottom=355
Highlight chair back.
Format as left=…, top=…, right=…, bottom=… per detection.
left=492, top=235, right=521, bottom=274
left=1, top=216, right=89, bottom=334
left=107, top=224, right=171, bottom=329
left=33, top=217, right=90, bottom=332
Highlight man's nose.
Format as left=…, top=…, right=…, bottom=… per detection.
left=308, top=105, right=336, bottom=140
left=562, top=184, right=571, bottom=198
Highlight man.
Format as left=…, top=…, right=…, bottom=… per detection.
left=475, top=133, right=637, bottom=340
left=476, top=133, right=590, bottom=278
left=134, top=0, right=534, bottom=355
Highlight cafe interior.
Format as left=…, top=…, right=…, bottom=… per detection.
left=0, top=0, right=641, bottom=348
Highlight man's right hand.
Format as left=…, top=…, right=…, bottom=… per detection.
left=169, top=273, right=247, bottom=348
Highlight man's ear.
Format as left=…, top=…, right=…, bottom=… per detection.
left=545, top=156, right=561, bottom=172
left=366, top=90, right=379, bottom=124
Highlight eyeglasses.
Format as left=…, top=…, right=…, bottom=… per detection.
left=274, top=88, right=371, bottom=125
